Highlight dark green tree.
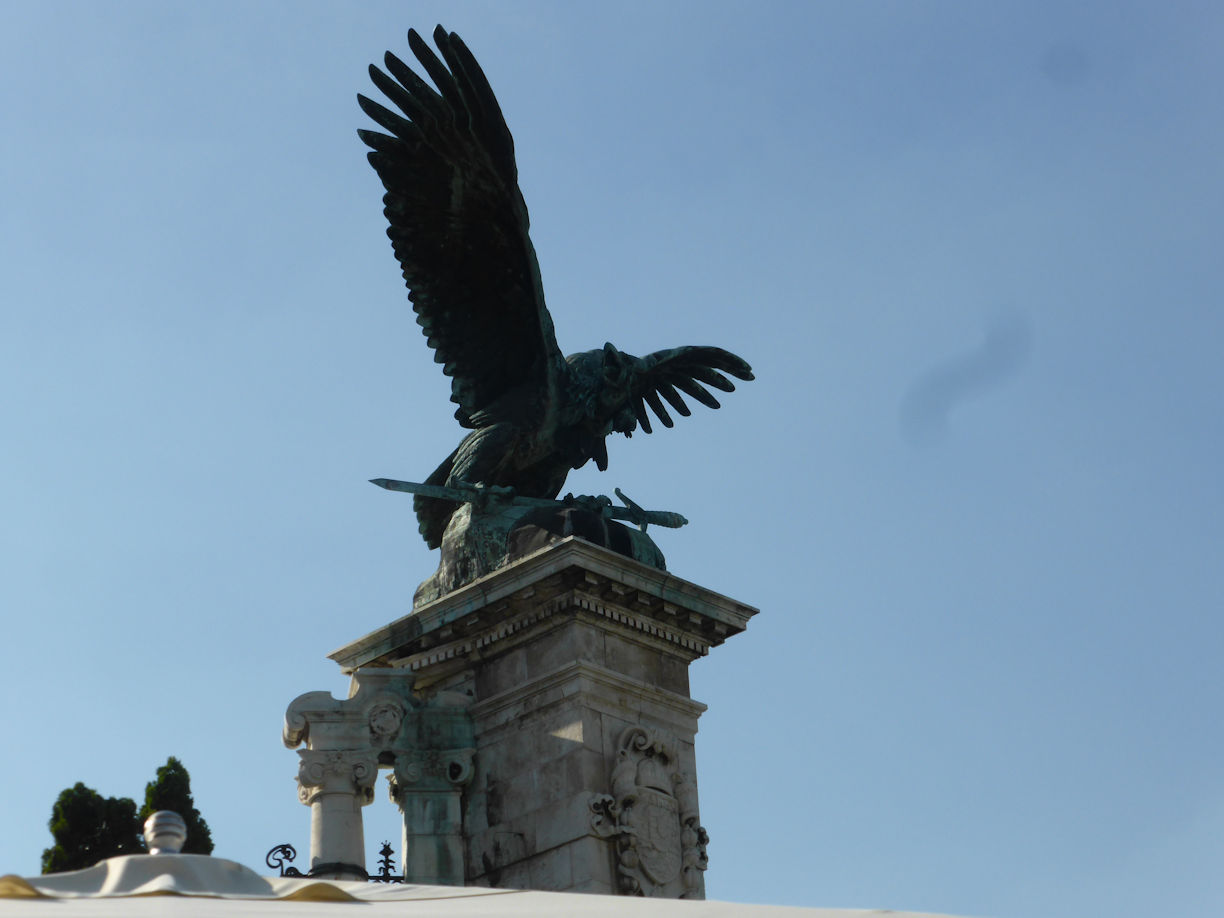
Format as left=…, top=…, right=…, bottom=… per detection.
left=138, top=757, right=213, bottom=855
left=41, top=783, right=142, bottom=873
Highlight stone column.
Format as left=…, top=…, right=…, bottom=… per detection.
left=284, top=668, right=418, bottom=880
left=284, top=667, right=475, bottom=884
left=296, top=750, right=378, bottom=880
left=389, top=747, right=474, bottom=885
left=388, top=689, right=475, bottom=885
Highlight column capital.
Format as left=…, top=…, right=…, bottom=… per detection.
left=388, top=747, right=475, bottom=803
left=296, top=749, right=379, bottom=807
left=284, top=667, right=417, bottom=753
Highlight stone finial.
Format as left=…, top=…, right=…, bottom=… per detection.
left=143, top=810, right=187, bottom=855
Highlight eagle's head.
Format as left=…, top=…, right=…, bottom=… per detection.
left=564, top=342, right=639, bottom=436
left=599, top=343, right=640, bottom=435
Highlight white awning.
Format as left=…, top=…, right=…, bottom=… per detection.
left=1, top=855, right=962, bottom=917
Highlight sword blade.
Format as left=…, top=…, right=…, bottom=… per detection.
left=369, top=478, right=687, bottom=528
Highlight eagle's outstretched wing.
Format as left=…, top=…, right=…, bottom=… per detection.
left=628, top=347, right=755, bottom=434
left=358, top=26, right=562, bottom=428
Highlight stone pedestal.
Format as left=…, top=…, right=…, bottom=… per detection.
left=329, top=536, right=756, bottom=897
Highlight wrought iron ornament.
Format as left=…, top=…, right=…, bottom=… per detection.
left=370, top=841, right=404, bottom=884
left=265, top=843, right=304, bottom=878
left=264, top=842, right=404, bottom=883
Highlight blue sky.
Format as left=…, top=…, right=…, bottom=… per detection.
left=1, top=3, right=1221, bottom=916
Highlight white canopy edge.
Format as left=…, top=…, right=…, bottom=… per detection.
left=1, top=855, right=967, bottom=918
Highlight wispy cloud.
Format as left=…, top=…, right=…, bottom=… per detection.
left=900, top=312, right=1034, bottom=446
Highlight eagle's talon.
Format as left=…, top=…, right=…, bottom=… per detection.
left=563, top=493, right=613, bottom=514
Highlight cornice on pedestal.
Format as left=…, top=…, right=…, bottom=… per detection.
left=329, top=537, right=758, bottom=673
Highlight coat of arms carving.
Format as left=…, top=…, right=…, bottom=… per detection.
left=591, top=726, right=708, bottom=898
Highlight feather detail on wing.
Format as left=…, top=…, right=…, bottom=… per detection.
left=358, top=26, right=562, bottom=427
left=629, top=347, right=754, bottom=434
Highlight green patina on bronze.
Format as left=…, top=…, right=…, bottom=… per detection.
left=358, top=27, right=753, bottom=601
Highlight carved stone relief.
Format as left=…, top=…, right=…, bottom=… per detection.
left=591, top=726, right=708, bottom=898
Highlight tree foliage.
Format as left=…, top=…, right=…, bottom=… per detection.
left=41, top=757, right=213, bottom=873
left=138, top=757, right=214, bottom=855
left=41, top=783, right=142, bottom=873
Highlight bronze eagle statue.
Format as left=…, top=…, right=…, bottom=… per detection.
left=358, top=26, right=754, bottom=549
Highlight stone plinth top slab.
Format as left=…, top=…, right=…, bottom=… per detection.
left=329, top=538, right=757, bottom=674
